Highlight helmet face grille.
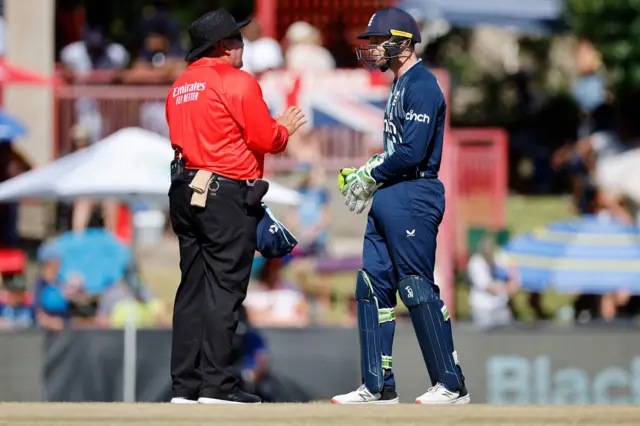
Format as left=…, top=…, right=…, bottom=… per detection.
left=355, top=36, right=411, bottom=71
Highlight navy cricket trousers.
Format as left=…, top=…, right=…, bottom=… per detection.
left=362, top=178, right=446, bottom=388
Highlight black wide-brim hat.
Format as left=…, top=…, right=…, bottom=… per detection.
left=185, top=8, right=251, bottom=62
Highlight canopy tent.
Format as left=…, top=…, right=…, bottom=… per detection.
left=0, top=127, right=302, bottom=206
left=398, top=0, right=565, bottom=35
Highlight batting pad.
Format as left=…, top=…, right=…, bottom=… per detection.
left=398, top=275, right=464, bottom=392
left=356, top=270, right=384, bottom=393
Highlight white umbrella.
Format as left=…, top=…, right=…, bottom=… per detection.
left=596, top=148, right=640, bottom=203
left=0, top=127, right=301, bottom=206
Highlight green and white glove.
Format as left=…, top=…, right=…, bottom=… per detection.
left=338, top=167, right=358, bottom=197
left=345, top=154, right=384, bottom=214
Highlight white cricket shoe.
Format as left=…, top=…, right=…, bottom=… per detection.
left=170, top=397, right=198, bottom=404
left=415, top=383, right=471, bottom=404
left=332, top=384, right=399, bottom=404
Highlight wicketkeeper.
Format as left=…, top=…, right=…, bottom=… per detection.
left=332, top=7, right=470, bottom=404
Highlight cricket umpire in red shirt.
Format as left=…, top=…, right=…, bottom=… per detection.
left=165, top=9, right=307, bottom=405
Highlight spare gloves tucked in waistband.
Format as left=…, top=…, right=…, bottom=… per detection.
left=256, top=203, right=298, bottom=258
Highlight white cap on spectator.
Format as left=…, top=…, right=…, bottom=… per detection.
left=249, top=38, right=284, bottom=74
left=285, top=21, right=321, bottom=45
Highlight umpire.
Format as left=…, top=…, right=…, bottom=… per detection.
left=166, top=8, right=307, bottom=405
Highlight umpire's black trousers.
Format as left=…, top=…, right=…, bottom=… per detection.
left=168, top=173, right=257, bottom=399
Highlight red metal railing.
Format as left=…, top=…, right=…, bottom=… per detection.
left=449, top=128, right=509, bottom=267
left=55, top=84, right=374, bottom=172
left=56, top=84, right=170, bottom=156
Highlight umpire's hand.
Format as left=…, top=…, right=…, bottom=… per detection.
left=276, top=106, right=308, bottom=136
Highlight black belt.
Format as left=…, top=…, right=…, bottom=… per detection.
left=181, top=169, right=255, bottom=186
left=414, top=170, right=437, bottom=179
left=397, top=169, right=437, bottom=181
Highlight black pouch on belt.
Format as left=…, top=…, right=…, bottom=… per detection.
left=245, top=179, right=269, bottom=208
left=170, top=157, right=185, bottom=182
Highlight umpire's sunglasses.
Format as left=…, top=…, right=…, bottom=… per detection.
left=225, top=32, right=244, bottom=42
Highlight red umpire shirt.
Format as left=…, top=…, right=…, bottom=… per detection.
left=165, top=57, right=289, bottom=180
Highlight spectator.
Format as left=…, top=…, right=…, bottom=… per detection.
left=97, top=266, right=169, bottom=329
left=233, top=305, right=312, bottom=402
left=59, top=25, right=130, bottom=79
left=600, top=288, right=634, bottom=323
left=235, top=305, right=274, bottom=401
left=132, top=0, right=183, bottom=64
left=283, top=21, right=336, bottom=72
left=244, top=258, right=311, bottom=328
left=286, top=164, right=332, bottom=319
left=0, top=141, right=19, bottom=247
left=241, top=19, right=284, bottom=78
left=121, top=13, right=184, bottom=138
left=51, top=124, right=120, bottom=234
left=34, top=243, right=69, bottom=331
left=611, top=292, right=640, bottom=322
left=129, top=22, right=184, bottom=79
left=62, top=272, right=102, bottom=328
left=552, top=103, right=630, bottom=221
left=467, top=236, right=520, bottom=329
left=324, top=15, right=360, bottom=69
left=572, top=39, right=607, bottom=138
left=123, top=5, right=185, bottom=84
left=118, top=3, right=184, bottom=138
left=287, top=164, right=331, bottom=257
left=60, top=26, right=130, bottom=143
left=507, top=71, right=551, bottom=194
left=0, top=273, right=35, bottom=329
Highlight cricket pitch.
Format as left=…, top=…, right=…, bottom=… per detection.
left=1, top=403, right=639, bottom=426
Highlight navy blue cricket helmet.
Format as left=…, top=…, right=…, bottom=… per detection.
left=356, top=7, right=421, bottom=71
left=256, top=204, right=298, bottom=259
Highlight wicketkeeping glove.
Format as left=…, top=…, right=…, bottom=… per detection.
left=338, top=168, right=357, bottom=197
left=345, top=154, right=384, bottom=214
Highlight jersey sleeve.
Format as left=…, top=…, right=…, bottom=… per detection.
left=371, top=80, right=444, bottom=183
left=229, top=71, right=290, bottom=155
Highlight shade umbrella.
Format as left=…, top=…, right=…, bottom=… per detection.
left=504, top=214, right=640, bottom=294
left=398, top=0, right=564, bottom=35
left=0, top=108, right=28, bottom=140
left=42, top=229, right=131, bottom=296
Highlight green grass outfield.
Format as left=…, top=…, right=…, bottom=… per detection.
left=1, top=403, right=639, bottom=426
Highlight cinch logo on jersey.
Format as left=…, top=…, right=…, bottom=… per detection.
left=172, top=82, right=206, bottom=98
left=405, top=110, right=430, bottom=123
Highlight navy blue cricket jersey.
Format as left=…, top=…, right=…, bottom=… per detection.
left=371, top=59, right=446, bottom=184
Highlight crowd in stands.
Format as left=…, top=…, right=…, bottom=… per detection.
left=5, top=3, right=640, bottom=336
left=1, top=3, right=340, bottom=328
left=0, top=161, right=335, bottom=331
left=466, top=41, right=640, bottom=328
